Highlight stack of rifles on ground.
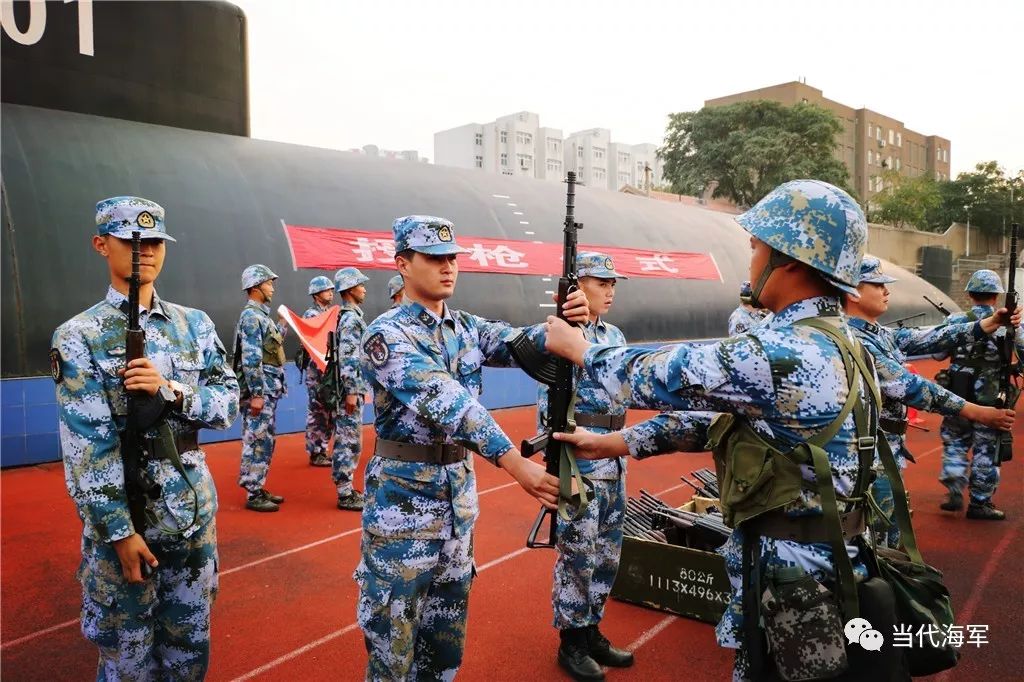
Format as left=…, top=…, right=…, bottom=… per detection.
left=622, top=468, right=731, bottom=551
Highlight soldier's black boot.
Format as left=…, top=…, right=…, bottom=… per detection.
left=966, top=501, right=1006, bottom=520
left=558, top=628, right=605, bottom=681
left=337, top=490, right=365, bottom=511
left=586, top=625, right=634, bottom=667
left=939, top=490, right=963, bottom=511
left=261, top=488, right=285, bottom=504
left=245, top=490, right=280, bottom=512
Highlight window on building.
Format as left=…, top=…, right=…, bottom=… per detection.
left=943, top=149, right=948, bottom=162
left=618, top=153, right=629, bottom=164
left=594, top=147, right=605, bottom=160
left=594, top=168, right=606, bottom=180
left=895, top=158, right=901, bottom=171
left=500, top=131, right=507, bottom=144
left=516, top=132, right=533, bottom=145
left=547, top=138, right=559, bottom=154
left=474, top=133, right=482, bottom=146
left=867, top=150, right=873, bottom=165
left=896, top=132, right=902, bottom=147
left=547, top=159, right=561, bottom=173
left=577, top=146, right=584, bottom=158
left=868, top=124, right=874, bottom=138
left=500, top=152, right=508, bottom=166
left=474, top=155, right=483, bottom=168
left=889, top=129, right=895, bottom=145
left=876, top=127, right=882, bottom=141
left=517, top=153, right=532, bottom=169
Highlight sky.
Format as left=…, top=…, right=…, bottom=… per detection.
left=235, top=0, right=1023, bottom=178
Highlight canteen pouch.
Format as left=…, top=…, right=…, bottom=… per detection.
left=946, top=369, right=975, bottom=402
left=760, top=567, right=848, bottom=681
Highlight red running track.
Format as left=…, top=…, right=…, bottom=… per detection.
left=1, top=359, right=1021, bottom=680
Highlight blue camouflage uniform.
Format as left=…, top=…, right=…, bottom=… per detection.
left=333, top=267, right=370, bottom=501
left=569, top=181, right=876, bottom=681
left=303, top=274, right=336, bottom=464
left=728, top=281, right=769, bottom=336
left=236, top=265, right=288, bottom=499
left=847, top=257, right=976, bottom=546
left=938, top=270, right=1024, bottom=507
left=355, top=215, right=547, bottom=681
left=537, top=252, right=630, bottom=631
left=52, top=197, right=239, bottom=680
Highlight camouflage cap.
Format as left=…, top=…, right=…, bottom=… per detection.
left=242, top=264, right=278, bottom=291
left=576, top=251, right=628, bottom=280
left=736, top=179, right=866, bottom=295
left=858, top=256, right=898, bottom=285
left=965, top=269, right=1005, bottom=294
left=334, top=266, right=369, bottom=292
left=308, top=275, right=334, bottom=295
left=95, top=196, right=176, bottom=242
left=392, top=215, right=470, bottom=255
left=387, top=274, right=405, bottom=298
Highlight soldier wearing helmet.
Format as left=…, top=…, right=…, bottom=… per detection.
left=937, top=269, right=1024, bottom=520
left=728, top=280, right=770, bottom=335
left=302, top=275, right=336, bottom=468
left=387, top=274, right=405, bottom=307
left=546, top=179, right=967, bottom=680
left=331, top=266, right=370, bottom=511
left=235, top=264, right=288, bottom=512
left=843, top=257, right=1018, bottom=545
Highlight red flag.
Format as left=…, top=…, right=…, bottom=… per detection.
left=277, top=304, right=339, bottom=372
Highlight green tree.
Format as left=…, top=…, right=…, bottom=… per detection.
left=927, top=162, right=1024, bottom=234
left=870, top=170, right=942, bottom=230
left=659, top=100, right=853, bottom=207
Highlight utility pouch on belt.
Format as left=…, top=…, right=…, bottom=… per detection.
left=761, top=566, right=848, bottom=681
left=947, top=369, right=975, bottom=402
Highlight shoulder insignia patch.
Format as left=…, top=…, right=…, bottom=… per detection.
left=49, top=348, right=63, bottom=383
left=365, top=332, right=390, bottom=367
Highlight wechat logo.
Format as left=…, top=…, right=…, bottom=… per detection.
left=845, top=617, right=884, bottom=651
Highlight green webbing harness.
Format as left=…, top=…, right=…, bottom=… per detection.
left=145, top=422, right=201, bottom=536
left=556, top=390, right=594, bottom=522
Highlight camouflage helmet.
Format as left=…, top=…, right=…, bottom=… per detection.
left=964, top=269, right=1005, bottom=294
left=241, top=264, right=278, bottom=291
left=858, top=256, right=898, bottom=285
left=334, top=266, right=369, bottom=292
left=308, top=275, right=334, bottom=295
left=736, top=179, right=866, bottom=296
left=387, top=274, right=405, bottom=299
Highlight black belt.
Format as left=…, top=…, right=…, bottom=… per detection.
left=147, top=432, right=200, bottom=459
left=574, top=413, right=626, bottom=430
left=745, top=508, right=866, bottom=544
left=879, top=417, right=908, bottom=435
left=375, top=439, right=467, bottom=464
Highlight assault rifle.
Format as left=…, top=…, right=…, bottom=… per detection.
left=122, top=231, right=171, bottom=571
left=507, top=171, right=590, bottom=548
left=996, top=223, right=1021, bottom=462
left=320, top=330, right=342, bottom=408
left=923, top=295, right=952, bottom=317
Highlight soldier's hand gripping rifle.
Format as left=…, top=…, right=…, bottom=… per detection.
left=507, top=171, right=593, bottom=548
left=923, top=295, right=952, bottom=317
left=996, top=223, right=1021, bottom=462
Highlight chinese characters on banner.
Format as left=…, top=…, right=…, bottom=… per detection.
left=283, top=224, right=722, bottom=281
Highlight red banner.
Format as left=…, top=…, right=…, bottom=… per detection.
left=277, top=304, right=339, bottom=372
left=282, top=224, right=721, bottom=281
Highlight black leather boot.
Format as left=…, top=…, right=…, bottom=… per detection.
left=558, top=627, right=605, bottom=681
left=586, top=625, right=634, bottom=667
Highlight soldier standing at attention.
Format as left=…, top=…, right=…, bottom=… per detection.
left=387, top=274, right=405, bottom=307
left=545, top=180, right=1013, bottom=681
left=538, top=252, right=633, bottom=681
left=938, top=269, right=1024, bottom=520
left=303, top=275, right=336, bottom=468
left=355, top=215, right=590, bottom=681
left=236, top=264, right=288, bottom=512
left=52, top=196, right=239, bottom=679
left=844, top=257, right=1019, bottom=545
left=332, top=266, right=370, bottom=511
left=727, top=280, right=769, bottom=335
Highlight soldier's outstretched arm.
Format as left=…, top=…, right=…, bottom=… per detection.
left=52, top=325, right=135, bottom=543
left=554, top=410, right=717, bottom=460
left=473, top=289, right=594, bottom=368
left=180, top=312, right=239, bottom=430
left=895, top=306, right=1021, bottom=356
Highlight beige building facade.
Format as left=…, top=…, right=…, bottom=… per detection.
left=705, top=81, right=951, bottom=204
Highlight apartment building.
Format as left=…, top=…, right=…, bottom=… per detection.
left=435, top=112, right=660, bottom=190
left=348, top=144, right=426, bottom=162
left=704, top=81, right=951, bottom=203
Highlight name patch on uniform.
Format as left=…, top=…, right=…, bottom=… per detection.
left=49, top=348, right=63, bottom=383
left=365, top=332, right=390, bottom=367
left=136, top=211, right=156, bottom=229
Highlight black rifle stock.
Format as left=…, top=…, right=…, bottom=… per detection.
left=923, top=295, right=951, bottom=317
left=997, top=223, right=1020, bottom=461
left=507, top=171, right=585, bottom=548
left=121, top=232, right=167, bottom=573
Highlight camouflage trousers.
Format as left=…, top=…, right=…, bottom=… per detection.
left=939, top=416, right=1001, bottom=504
left=333, top=395, right=364, bottom=497
left=238, top=394, right=280, bottom=495
left=355, top=532, right=474, bottom=681
left=553, top=478, right=625, bottom=629
left=305, top=371, right=337, bottom=459
left=78, top=520, right=218, bottom=681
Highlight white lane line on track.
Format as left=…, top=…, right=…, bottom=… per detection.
left=1, top=481, right=520, bottom=649
left=626, top=614, right=678, bottom=653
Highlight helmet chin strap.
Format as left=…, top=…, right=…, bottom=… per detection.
left=748, top=249, right=791, bottom=309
